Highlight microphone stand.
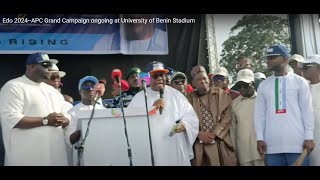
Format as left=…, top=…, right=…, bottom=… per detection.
left=142, top=80, right=155, bottom=166
left=75, top=96, right=99, bottom=166
left=118, top=78, right=133, bottom=166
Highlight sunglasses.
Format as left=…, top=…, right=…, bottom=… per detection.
left=39, top=62, right=52, bottom=68
left=50, top=75, right=60, bottom=81
left=213, top=75, right=226, bottom=82
left=151, top=73, right=165, bottom=80
left=237, top=82, right=252, bottom=89
left=81, top=85, right=95, bottom=91
left=173, top=79, right=186, bottom=85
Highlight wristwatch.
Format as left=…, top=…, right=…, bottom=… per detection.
left=42, top=117, right=48, bottom=126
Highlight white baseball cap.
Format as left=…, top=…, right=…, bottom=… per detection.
left=289, top=54, right=305, bottom=63
left=213, top=66, right=229, bottom=77
left=298, top=54, right=320, bottom=67
left=254, top=72, right=266, bottom=80
left=305, top=54, right=320, bottom=64
left=51, top=64, right=66, bottom=78
left=236, top=69, right=254, bottom=84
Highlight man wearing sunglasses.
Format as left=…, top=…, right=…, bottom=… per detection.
left=0, top=52, right=71, bottom=166
left=211, top=66, right=240, bottom=101
left=232, top=56, right=264, bottom=91
left=170, top=71, right=187, bottom=96
left=188, top=65, right=237, bottom=166
left=128, top=61, right=199, bottom=166
left=230, top=69, right=265, bottom=166
left=255, top=45, right=314, bottom=166
left=298, top=54, right=320, bottom=166
left=65, top=76, right=106, bottom=165
left=45, top=64, right=74, bottom=106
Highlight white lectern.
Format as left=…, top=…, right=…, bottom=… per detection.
left=75, top=108, right=153, bottom=166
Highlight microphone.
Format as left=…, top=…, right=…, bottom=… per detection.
left=186, top=84, right=194, bottom=93
left=159, top=88, right=164, bottom=115
left=120, top=79, right=129, bottom=91
left=138, top=72, right=150, bottom=92
left=111, top=69, right=122, bottom=86
left=112, top=80, right=130, bottom=92
left=94, top=83, right=105, bottom=100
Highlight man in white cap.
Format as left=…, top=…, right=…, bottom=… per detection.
left=298, top=54, right=320, bottom=166
left=255, top=45, right=314, bottom=166
left=230, top=69, right=264, bottom=166
left=0, top=52, right=70, bottom=165
left=289, top=54, right=305, bottom=76
left=211, top=66, right=240, bottom=100
left=45, top=64, right=74, bottom=105
left=44, top=64, right=74, bottom=165
left=232, top=56, right=265, bottom=91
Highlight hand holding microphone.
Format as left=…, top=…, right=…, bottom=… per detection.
left=152, top=88, right=164, bottom=115
left=152, top=99, right=165, bottom=111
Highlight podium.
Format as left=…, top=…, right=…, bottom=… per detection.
left=75, top=108, right=153, bottom=166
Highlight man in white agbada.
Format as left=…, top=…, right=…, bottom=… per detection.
left=0, top=53, right=71, bottom=166
left=298, top=54, right=320, bottom=166
left=128, top=61, right=199, bottom=166
left=64, top=76, right=106, bottom=166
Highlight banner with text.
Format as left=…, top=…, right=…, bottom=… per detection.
left=0, top=14, right=168, bottom=55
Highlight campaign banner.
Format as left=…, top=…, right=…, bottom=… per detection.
left=0, top=14, right=168, bottom=55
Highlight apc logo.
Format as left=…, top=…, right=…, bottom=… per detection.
left=111, top=109, right=121, bottom=117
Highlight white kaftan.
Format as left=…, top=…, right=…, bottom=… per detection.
left=0, top=75, right=71, bottom=166
left=128, top=86, right=199, bottom=166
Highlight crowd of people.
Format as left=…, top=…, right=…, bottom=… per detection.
left=0, top=44, right=319, bottom=166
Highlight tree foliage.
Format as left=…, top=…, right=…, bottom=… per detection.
left=219, top=14, right=290, bottom=81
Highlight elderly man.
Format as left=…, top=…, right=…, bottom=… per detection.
left=128, top=61, right=199, bottom=166
left=45, top=64, right=74, bottom=106
left=255, top=45, right=314, bottom=166
left=211, top=66, right=240, bottom=101
left=170, top=71, right=188, bottom=96
left=0, top=52, right=70, bottom=166
left=187, top=65, right=237, bottom=166
left=230, top=69, right=264, bottom=166
left=298, top=54, right=320, bottom=166
left=289, top=54, right=305, bottom=76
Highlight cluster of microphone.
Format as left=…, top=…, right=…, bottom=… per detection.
left=92, top=68, right=195, bottom=116
left=93, top=69, right=151, bottom=100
